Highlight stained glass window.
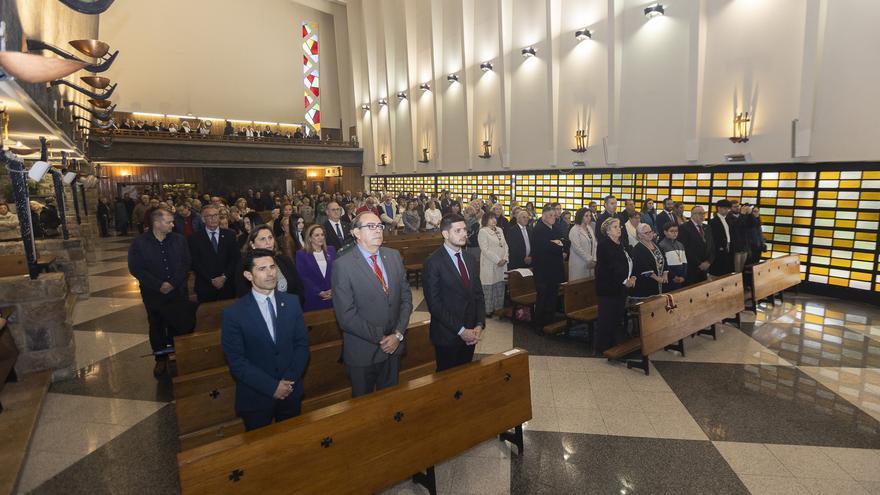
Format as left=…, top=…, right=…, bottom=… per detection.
left=302, top=21, right=320, bottom=135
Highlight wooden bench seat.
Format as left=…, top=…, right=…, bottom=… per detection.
left=603, top=273, right=745, bottom=374
left=177, top=349, right=531, bottom=495
left=747, top=254, right=801, bottom=310
left=558, top=277, right=599, bottom=336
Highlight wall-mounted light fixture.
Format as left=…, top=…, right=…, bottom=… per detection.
left=729, top=112, right=751, bottom=143
left=418, top=147, right=430, bottom=163
left=571, top=129, right=589, bottom=153
left=480, top=61, right=493, bottom=72
left=379, top=153, right=389, bottom=166
left=575, top=29, right=592, bottom=41
left=419, top=82, right=431, bottom=92
left=26, top=39, right=119, bottom=73
left=644, top=3, right=665, bottom=18
left=447, top=73, right=459, bottom=83
left=479, top=140, right=492, bottom=159
left=378, top=98, right=388, bottom=106
left=361, top=103, right=370, bottom=111
left=397, top=91, right=407, bottom=100
left=521, top=46, right=537, bottom=58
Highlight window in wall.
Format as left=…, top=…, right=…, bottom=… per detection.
left=368, top=176, right=385, bottom=193
left=302, top=21, right=320, bottom=135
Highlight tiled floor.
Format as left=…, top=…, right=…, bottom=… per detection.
left=15, top=234, right=880, bottom=494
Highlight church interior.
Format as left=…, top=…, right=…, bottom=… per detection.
left=0, top=0, right=879, bottom=493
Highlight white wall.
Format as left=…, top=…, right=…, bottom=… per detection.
left=99, top=0, right=348, bottom=132
left=348, top=0, right=880, bottom=174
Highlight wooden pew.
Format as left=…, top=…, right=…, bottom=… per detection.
left=176, top=307, right=338, bottom=375
left=173, top=319, right=436, bottom=451
left=507, top=270, right=537, bottom=316
left=177, top=349, right=531, bottom=495
left=400, top=244, right=440, bottom=288
left=561, top=277, right=599, bottom=336
left=747, top=254, right=801, bottom=310
left=603, top=273, right=745, bottom=375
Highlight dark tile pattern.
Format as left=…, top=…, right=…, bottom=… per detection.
left=510, top=430, right=749, bottom=494
left=90, top=266, right=134, bottom=277
left=50, top=341, right=174, bottom=403
left=655, top=362, right=880, bottom=448
left=414, top=298, right=428, bottom=313
left=75, top=304, right=150, bottom=334
left=31, top=406, right=180, bottom=495
left=90, top=281, right=144, bottom=299
left=511, top=320, right=594, bottom=358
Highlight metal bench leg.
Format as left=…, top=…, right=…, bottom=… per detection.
left=412, top=466, right=436, bottom=495
left=665, top=338, right=685, bottom=357
left=626, top=355, right=650, bottom=375
left=499, top=424, right=524, bottom=455
left=696, top=324, right=717, bottom=340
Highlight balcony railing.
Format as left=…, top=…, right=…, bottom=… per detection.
left=111, top=129, right=357, bottom=148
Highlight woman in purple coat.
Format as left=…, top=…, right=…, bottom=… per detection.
left=295, top=224, right=336, bottom=311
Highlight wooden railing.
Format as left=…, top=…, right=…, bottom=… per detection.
left=112, top=129, right=357, bottom=148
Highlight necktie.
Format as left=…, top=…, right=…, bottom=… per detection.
left=455, top=252, right=471, bottom=288
left=522, top=226, right=530, bottom=257
left=335, top=222, right=344, bottom=240
left=210, top=231, right=218, bottom=252
left=265, top=296, right=277, bottom=342
left=697, top=224, right=704, bottom=240
left=370, top=255, right=388, bottom=294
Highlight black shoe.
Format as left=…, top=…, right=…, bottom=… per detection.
left=153, top=360, right=167, bottom=378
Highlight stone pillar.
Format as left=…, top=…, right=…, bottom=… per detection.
left=0, top=239, right=90, bottom=297
left=0, top=272, right=76, bottom=381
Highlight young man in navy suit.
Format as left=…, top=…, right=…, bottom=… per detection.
left=221, top=249, right=310, bottom=431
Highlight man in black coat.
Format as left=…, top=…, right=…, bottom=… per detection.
left=595, top=195, right=619, bottom=244
left=678, top=206, right=714, bottom=285
left=188, top=205, right=240, bottom=303
left=655, top=197, right=674, bottom=235
left=422, top=213, right=486, bottom=371
left=128, top=208, right=192, bottom=378
left=505, top=209, right=533, bottom=270
left=531, top=204, right=566, bottom=330
left=323, top=201, right=350, bottom=251
left=708, top=199, right=734, bottom=277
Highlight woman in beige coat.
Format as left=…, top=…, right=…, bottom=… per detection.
left=569, top=207, right=598, bottom=280
left=478, top=212, right=509, bottom=318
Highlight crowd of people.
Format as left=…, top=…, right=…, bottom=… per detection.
left=123, top=184, right=766, bottom=431
left=0, top=199, right=63, bottom=241
left=116, top=118, right=325, bottom=141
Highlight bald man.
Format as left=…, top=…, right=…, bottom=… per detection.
left=677, top=206, right=714, bottom=285
left=323, top=201, right=350, bottom=251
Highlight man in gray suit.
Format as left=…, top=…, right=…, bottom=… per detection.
left=331, top=212, right=413, bottom=397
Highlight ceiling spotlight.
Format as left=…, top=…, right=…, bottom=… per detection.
left=644, top=4, right=665, bottom=18
left=575, top=29, right=592, bottom=41
left=480, top=61, right=493, bottom=72
left=378, top=98, right=388, bottom=106
left=397, top=91, right=407, bottom=100
left=419, top=82, right=431, bottom=91
left=521, top=46, right=537, bottom=58
left=360, top=103, right=370, bottom=111
left=447, top=73, right=459, bottom=83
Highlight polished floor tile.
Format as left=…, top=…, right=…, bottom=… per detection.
left=89, top=279, right=143, bottom=299
left=49, top=341, right=174, bottom=403
left=87, top=261, right=131, bottom=276
left=72, top=297, right=143, bottom=326
left=73, top=330, right=148, bottom=370
left=651, top=324, right=792, bottom=367
left=510, top=430, right=749, bottom=494
left=511, top=320, right=593, bottom=358
left=15, top=449, right=83, bottom=494
left=476, top=318, right=514, bottom=355
left=74, top=304, right=149, bottom=335
left=744, top=321, right=880, bottom=368
left=798, top=367, right=880, bottom=423
left=655, top=362, right=880, bottom=448
left=87, top=275, right=136, bottom=293
left=29, top=406, right=180, bottom=495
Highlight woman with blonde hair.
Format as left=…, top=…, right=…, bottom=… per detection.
left=478, top=212, right=509, bottom=318
left=295, top=224, right=336, bottom=311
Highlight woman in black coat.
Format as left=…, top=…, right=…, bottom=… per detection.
left=234, top=225, right=304, bottom=306
left=595, top=217, right=636, bottom=354
left=744, top=205, right=767, bottom=264
left=629, top=223, right=668, bottom=299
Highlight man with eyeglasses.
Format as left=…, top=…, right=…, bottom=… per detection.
left=331, top=212, right=413, bottom=397
left=189, top=205, right=240, bottom=303
left=323, top=201, right=350, bottom=251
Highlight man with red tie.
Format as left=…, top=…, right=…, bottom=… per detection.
left=422, top=214, right=486, bottom=371
left=331, top=212, right=413, bottom=397
left=678, top=206, right=714, bottom=286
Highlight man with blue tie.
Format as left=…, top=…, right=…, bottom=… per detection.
left=221, top=248, right=310, bottom=431
left=189, top=205, right=239, bottom=302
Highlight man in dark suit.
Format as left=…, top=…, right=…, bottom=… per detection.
left=595, top=195, right=618, bottom=244
left=505, top=209, right=533, bottom=270
left=422, top=213, right=486, bottom=371
left=323, top=201, right=350, bottom=251
left=188, top=205, right=240, bottom=302
left=331, top=212, right=413, bottom=397
left=708, top=199, right=734, bottom=277
left=128, top=208, right=191, bottom=378
left=678, top=206, right=714, bottom=285
left=532, top=204, right=566, bottom=330
left=655, top=197, right=674, bottom=235
left=221, top=249, right=310, bottom=431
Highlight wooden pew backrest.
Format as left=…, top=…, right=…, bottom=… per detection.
left=507, top=271, right=536, bottom=301
left=751, top=254, right=801, bottom=302
left=563, top=277, right=598, bottom=315
left=178, top=349, right=531, bottom=495
left=637, top=273, right=745, bottom=356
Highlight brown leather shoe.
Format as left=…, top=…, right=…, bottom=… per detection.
left=153, top=360, right=167, bottom=378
